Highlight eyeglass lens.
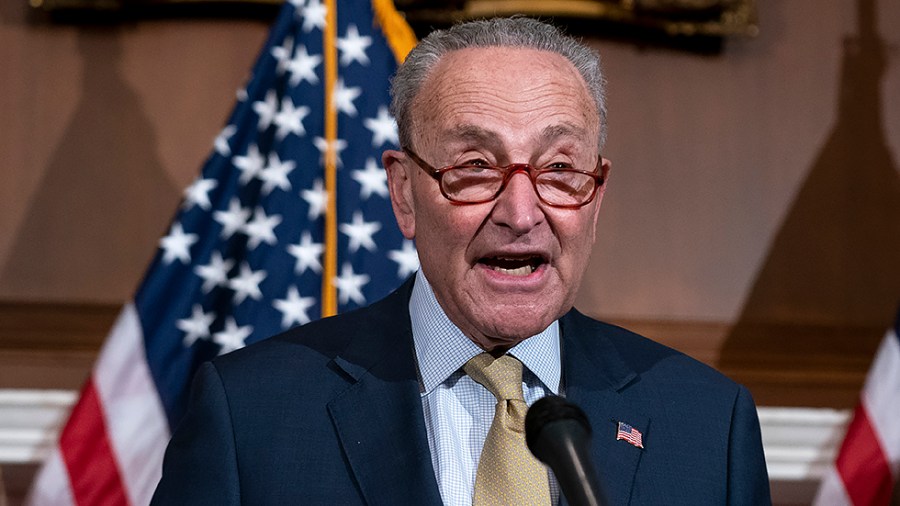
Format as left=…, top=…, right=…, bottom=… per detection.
left=441, top=165, right=597, bottom=206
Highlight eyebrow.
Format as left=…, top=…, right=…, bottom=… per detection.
left=444, top=124, right=504, bottom=151
left=540, top=123, right=589, bottom=143
left=442, top=122, right=591, bottom=154
left=538, top=123, right=593, bottom=153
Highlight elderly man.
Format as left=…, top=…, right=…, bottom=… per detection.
left=152, top=17, right=770, bottom=505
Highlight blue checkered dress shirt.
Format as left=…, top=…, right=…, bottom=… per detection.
left=410, top=270, right=562, bottom=505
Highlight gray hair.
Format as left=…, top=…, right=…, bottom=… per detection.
left=389, top=17, right=608, bottom=151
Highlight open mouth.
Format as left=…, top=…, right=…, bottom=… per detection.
left=479, top=255, right=546, bottom=276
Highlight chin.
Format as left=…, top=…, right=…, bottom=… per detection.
left=481, top=314, right=556, bottom=343
left=475, top=333, right=530, bottom=354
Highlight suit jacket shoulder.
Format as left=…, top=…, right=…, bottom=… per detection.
left=563, top=309, right=738, bottom=391
left=154, top=279, right=443, bottom=505
left=561, top=309, right=771, bottom=505
left=214, top=276, right=414, bottom=380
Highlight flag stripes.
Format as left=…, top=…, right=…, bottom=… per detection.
left=835, top=404, right=893, bottom=505
left=60, top=380, right=129, bottom=506
left=814, top=310, right=900, bottom=506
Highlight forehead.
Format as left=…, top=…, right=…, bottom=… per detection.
left=411, top=46, right=599, bottom=151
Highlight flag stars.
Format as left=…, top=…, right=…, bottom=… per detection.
left=273, top=285, right=317, bottom=328
left=270, top=35, right=294, bottom=75
left=228, top=262, right=267, bottom=305
left=301, top=179, right=328, bottom=220
left=333, top=78, right=362, bottom=116
left=313, top=136, right=348, bottom=168
left=363, top=106, right=398, bottom=148
left=194, top=251, right=234, bottom=293
left=177, top=305, right=216, bottom=347
left=337, top=24, right=372, bottom=66
left=182, top=177, right=218, bottom=211
left=334, top=263, right=370, bottom=306
left=388, top=240, right=420, bottom=279
left=214, top=124, right=237, bottom=156
left=260, top=152, right=296, bottom=195
left=252, top=90, right=279, bottom=131
left=213, top=317, right=252, bottom=355
left=352, top=158, right=388, bottom=200
left=154, top=13, right=415, bottom=366
left=160, top=223, right=198, bottom=264
left=274, top=97, right=311, bottom=140
left=287, top=45, right=322, bottom=86
left=340, top=211, right=381, bottom=253
left=243, top=207, right=282, bottom=249
left=213, top=198, right=251, bottom=239
left=233, top=144, right=265, bottom=184
left=299, top=0, right=327, bottom=33
left=287, top=231, right=323, bottom=274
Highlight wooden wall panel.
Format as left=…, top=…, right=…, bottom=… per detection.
left=0, top=302, right=881, bottom=408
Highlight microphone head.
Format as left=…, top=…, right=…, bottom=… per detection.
left=525, top=395, right=592, bottom=455
left=526, top=397, right=606, bottom=506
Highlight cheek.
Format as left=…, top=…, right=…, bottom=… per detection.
left=416, top=204, right=487, bottom=272
left=555, top=213, right=598, bottom=269
left=412, top=191, right=461, bottom=256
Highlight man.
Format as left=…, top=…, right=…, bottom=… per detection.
left=152, top=17, right=771, bottom=505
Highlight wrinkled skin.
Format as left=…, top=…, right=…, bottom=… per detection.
left=383, top=47, right=611, bottom=354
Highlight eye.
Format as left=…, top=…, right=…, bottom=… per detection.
left=545, top=161, right=575, bottom=170
left=462, top=158, right=491, bottom=167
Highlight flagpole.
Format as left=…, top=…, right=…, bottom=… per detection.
left=372, top=0, right=417, bottom=63
left=321, top=0, right=339, bottom=317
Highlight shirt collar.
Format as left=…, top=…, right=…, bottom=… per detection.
left=410, top=270, right=561, bottom=395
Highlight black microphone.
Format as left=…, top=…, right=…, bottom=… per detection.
left=525, top=396, right=606, bottom=506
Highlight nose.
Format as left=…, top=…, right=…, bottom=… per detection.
left=489, top=170, right=545, bottom=235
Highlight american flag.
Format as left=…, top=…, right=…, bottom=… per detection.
left=26, top=0, right=417, bottom=504
left=616, top=421, right=644, bottom=449
left=814, top=308, right=900, bottom=506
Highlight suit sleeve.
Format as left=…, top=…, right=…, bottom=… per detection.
left=726, top=385, right=772, bottom=505
left=151, top=362, right=241, bottom=506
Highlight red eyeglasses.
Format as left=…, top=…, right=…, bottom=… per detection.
left=403, top=148, right=604, bottom=209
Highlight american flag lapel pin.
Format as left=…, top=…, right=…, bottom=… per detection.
left=616, top=421, right=644, bottom=449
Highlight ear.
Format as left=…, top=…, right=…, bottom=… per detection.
left=589, top=157, right=612, bottom=243
left=383, top=149, right=417, bottom=239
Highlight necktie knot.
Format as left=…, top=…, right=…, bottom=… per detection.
left=464, top=353, right=525, bottom=402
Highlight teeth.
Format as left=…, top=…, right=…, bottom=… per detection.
left=491, top=265, right=534, bottom=276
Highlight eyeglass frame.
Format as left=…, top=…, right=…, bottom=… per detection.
left=402, top=147, right=605, bottom=209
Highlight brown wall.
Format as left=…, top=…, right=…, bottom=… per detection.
left=1, top=0, right=899, bottom=408
left=0, top=3, right=269, bottom=303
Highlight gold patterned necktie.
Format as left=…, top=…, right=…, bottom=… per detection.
left=464, top=353, right=551, bottom=505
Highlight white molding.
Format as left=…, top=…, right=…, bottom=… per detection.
left=758, top=407, right=850, bottom=481
left=0, top=390, right=75, bottom=463
left=0, top=389, right=852, bottom=482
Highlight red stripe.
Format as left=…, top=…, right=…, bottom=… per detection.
left=60, top=377, right=131, bottom=506
left=835, top=403, right=893, bottom=506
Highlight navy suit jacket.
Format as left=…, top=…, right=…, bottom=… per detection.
left=152, top=278, right=771, bottom=505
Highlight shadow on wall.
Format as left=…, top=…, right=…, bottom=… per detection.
left=718, top=0, right=900, bottom=408
left=0, top=25, right=179, bottom=302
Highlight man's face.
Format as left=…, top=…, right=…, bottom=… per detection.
left=384, top=46, right=610, bottom=353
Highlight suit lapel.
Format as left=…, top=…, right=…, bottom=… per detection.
left=323, top=287, right=646, bottom=505
left=561, top=310, right=649, bottom=506
left=326, top=280, right=443, bottom=505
